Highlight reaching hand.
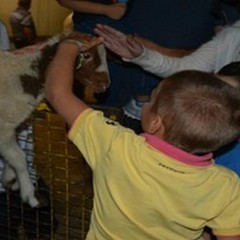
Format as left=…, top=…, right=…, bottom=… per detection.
left=94, top=24, right=144, bottom=60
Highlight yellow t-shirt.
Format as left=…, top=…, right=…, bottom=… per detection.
left=69, top=109, right=240, bottom=240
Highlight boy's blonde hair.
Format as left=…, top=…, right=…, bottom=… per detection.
left=152, top=70, right=240, bottom=154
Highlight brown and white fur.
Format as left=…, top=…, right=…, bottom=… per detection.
left=0, top=32, right=109, bottom=207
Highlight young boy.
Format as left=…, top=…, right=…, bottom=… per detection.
left=45, top=41, right=240, bottom=240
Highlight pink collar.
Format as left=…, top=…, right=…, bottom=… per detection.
left=141, top=133, right=213, bottom=167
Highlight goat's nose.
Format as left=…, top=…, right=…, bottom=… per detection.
left=94, top=81, right=109, bottom=93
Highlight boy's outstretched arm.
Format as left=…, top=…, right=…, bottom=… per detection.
left=45, top=41, right=89, bottom=127
left=94, top=24, right=144, bottom=59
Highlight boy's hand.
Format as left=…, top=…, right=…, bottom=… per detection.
left=94, top=24, right=144, bottom=59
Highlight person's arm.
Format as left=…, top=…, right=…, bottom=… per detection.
left=94, top=24, right=220, bottom=78
left=56, top=0, right=127, bottom=20
left=134, top=35, right=193, bottom=57
left=45, top=41, right=89, bottom=126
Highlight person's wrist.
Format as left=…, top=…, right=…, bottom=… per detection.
left=60, top=39, right=85, bottom=54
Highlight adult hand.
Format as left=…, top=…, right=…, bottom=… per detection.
left=94, top=24, right=144, bottom=59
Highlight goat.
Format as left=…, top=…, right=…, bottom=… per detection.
left=0, top=32, right=109, bottom=207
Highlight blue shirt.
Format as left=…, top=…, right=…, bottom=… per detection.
left=122, top=0, right=229, bottom=49
left=215, top=142, right=240, bottom=177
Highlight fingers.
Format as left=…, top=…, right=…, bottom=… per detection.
left=94, top=24, right=142, bottom=59
left=124, top=35, right=143, bottom=57
left=94, top=24, right=127, bottom=49
left=94, top=24, right=127, bottom=39
left=126, top=35, right=137, bottom=48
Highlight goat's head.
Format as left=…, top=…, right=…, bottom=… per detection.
left=41, top=32, right=110, bottom=95
left=66, top=32, right=110, bottom=94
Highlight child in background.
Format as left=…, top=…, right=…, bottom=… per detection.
left=45, top=40, right=240, bottom=239
left=10, top=0, right=36, bottom=49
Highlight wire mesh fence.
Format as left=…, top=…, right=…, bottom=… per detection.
left=0, top=105, right=123, bottom=240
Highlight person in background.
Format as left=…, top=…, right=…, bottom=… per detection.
left=45, top=39, right=240, bottom=240
left=0, top=20, right=10, bottom=50
left=56, top=0, right=128, bottom=33
left=9, top=0, right=36, bottom=49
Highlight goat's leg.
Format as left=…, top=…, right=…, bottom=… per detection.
left=0, top=134, right=39, bottom=207
left=2, top=162, right=19, bottom=190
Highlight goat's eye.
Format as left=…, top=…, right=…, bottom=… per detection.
left=83, top=52, right=93, bottom=62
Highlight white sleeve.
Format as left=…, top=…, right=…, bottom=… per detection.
left=128, top=35, right=220, bottom=78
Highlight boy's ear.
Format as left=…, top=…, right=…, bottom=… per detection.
left=148, top=115, right=165, bottom=135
